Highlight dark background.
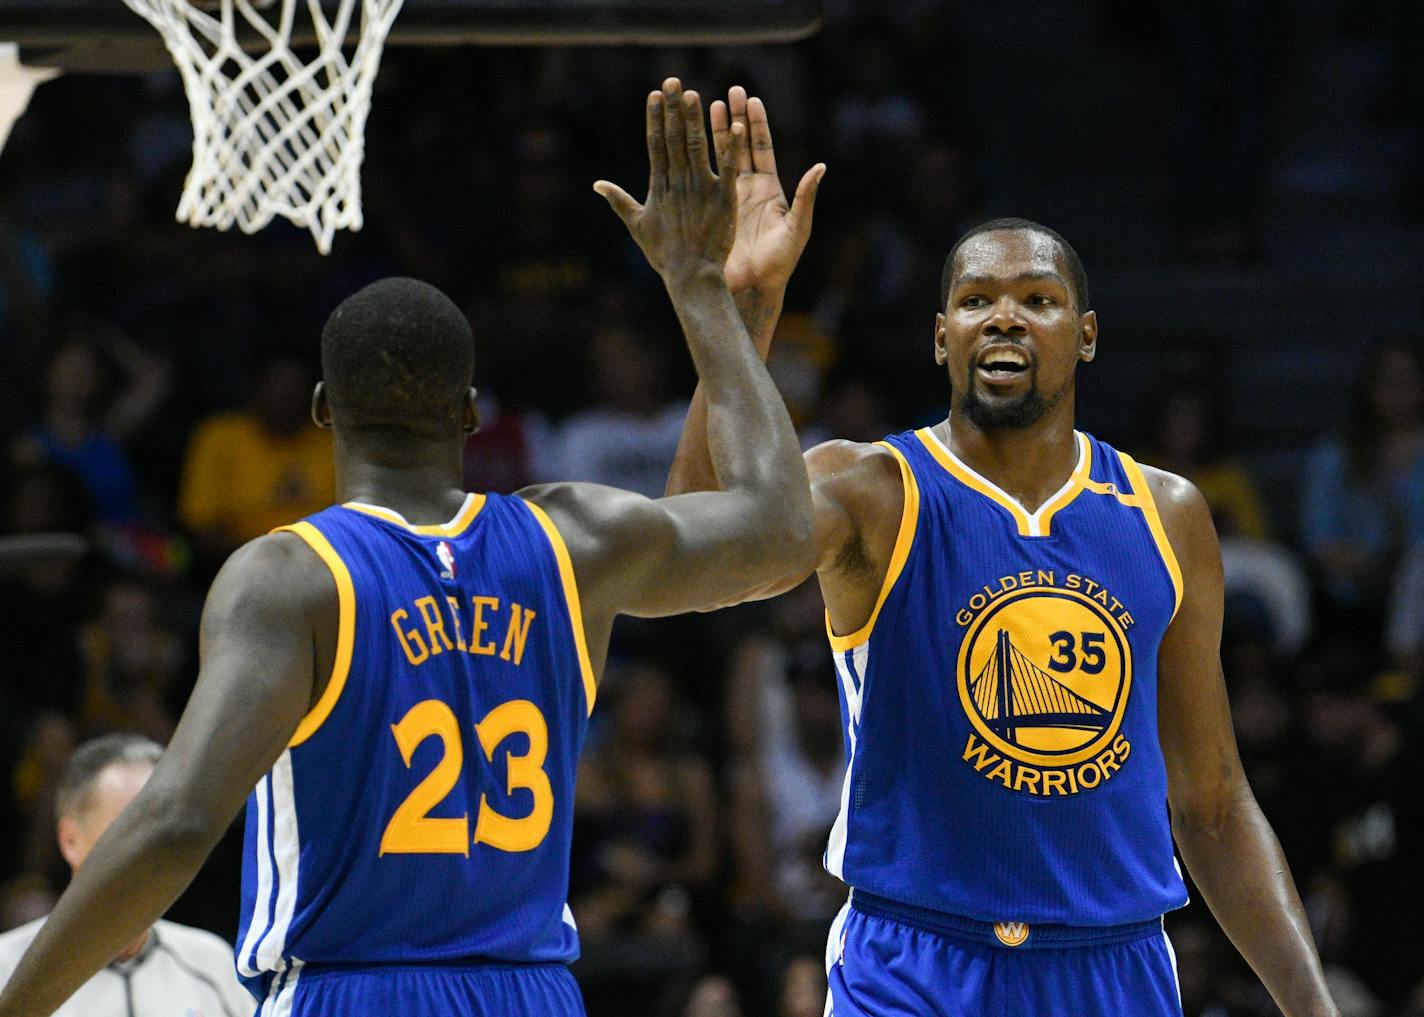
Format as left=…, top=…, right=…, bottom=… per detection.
left=0, top=0, right=1422, bottom=1014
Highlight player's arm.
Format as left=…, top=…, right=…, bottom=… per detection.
left=0, top=533, right=329, bottom=1017
left=524, top=439, right=883, bottom=622
left=521, top=80, right=814, bottom=625
left=1150, top=468, right=1339, bottom=1017
left=557, top=436, right=901, bottom=620
left=652, top=86, right=860, bottom=612
left=687, top=438, right=903, bottom=612
left=666, top=85, right=825, bottom=499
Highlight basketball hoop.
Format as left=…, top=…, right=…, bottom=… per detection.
left=121, top=0, right=406, bottom=253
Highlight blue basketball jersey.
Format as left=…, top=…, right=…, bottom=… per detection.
left=235, top=492, right=595, bottom=1001
left=824, top=427, right=1190, bottom=926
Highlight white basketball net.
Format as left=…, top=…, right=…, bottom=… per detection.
left=122, top=0, right=405, bottom=253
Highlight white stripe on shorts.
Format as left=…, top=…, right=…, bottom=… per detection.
left=1162, top=921, right=1182, bottom=1013
left=260, top=959, right=303, bottom=1017
left=823, top=898, right=853, bottom=1017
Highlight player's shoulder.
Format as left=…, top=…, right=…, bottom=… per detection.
left=805, top=438, right=903, bottom=488
left=1129, top=458, right=1218, bottom=561
left=516, top=480, right=589, bottom=513
left=226, top=529, right=334, bottom=586
left=512, top=482, right=660, bottom=591
left=1130, top=460, right=1209, bottom=522
left=805, top=438, right=905, bottom=519
left=516, top=481, right=635, bottom=535
left=205, top=530, right=339, bottom=622
left=802, top=440, right=909, bottom=569
left=151, top=919, right=237, bottom=969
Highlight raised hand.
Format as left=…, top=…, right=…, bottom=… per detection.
left=595, top=78, right=745, bottom=287
left=713, top=86, right=826, bottom=295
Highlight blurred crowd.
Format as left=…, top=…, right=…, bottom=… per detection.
left=1, top=1, right=1423, bottom=1014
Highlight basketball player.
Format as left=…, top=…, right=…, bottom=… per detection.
left=665, top=88, right=1339, bottom=1017
left=0, top=79, right=814, bottom=1017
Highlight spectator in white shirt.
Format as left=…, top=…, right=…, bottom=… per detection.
left=554, top=321, right=688, bottom=499
left=0, top=734, right=252, bottom=1017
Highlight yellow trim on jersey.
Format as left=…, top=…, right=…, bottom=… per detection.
left=343, top=493, right=487, bottom=536
left=1034, top=435, right=1093, bottom=535
left=274, top=522, right=356, bottom=748
left=522, top=500, right=597, bottom=716
left=914, top=428, right=1091, bottom=538
left=1081, top=476, right=1129, bottom=501
left=826, top=441, right=921, bottom=653
left=916, top=427, right=1028, bottom=533
left=1117, top=452, right=1184, bottom=621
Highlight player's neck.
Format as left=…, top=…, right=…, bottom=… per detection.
left=940, top=401, right=1080, bottom=516
left=334, top=432, right=469, bottom=524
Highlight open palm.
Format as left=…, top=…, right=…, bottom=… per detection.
left=712, top=87, right=826, bottom=294
left=595, top=79, right=743, bottom=286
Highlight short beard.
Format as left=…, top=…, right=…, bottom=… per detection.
left=958, top=362, right=1066, bottom=431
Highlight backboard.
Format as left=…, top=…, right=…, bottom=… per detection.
left=0, top=0, right=823, bottom=71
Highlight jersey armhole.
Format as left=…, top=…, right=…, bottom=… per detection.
left=272, top=522, right=356, bottom=748
left=1117, top=453, right=1185, bottom=622
left=521, top=500, right=597, bottom=716
left=826, top=441, right=922, bottom=652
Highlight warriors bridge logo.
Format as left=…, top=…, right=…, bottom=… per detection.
left=955, top=574, right=1134, bottom=797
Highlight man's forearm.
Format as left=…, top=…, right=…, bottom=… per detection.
left=0, top=791, right=218, bottom=1017
left=666, top=283, right=785, bottom=496
left=664, top=274, right=806, bottom=525
left=1174, top=786, right=1338, bottom=1017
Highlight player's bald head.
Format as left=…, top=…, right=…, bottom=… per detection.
left=320, top=277, right=475, bottom=438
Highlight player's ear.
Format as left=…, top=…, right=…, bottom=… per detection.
left=1079, top=311, right=1098, bottom=363
left=311, top=382, right=333, bottom=429
left=933, top=312, right=949, bottom=366
left=463, top=388, right=480, bottom=436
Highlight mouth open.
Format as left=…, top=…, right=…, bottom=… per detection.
left=976, top=345, right=1031, bottom=385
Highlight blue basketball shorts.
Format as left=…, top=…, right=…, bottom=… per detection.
left=824, top=893, right=1183, bottom=1017
left=254, top=961, right=586, bottom=1017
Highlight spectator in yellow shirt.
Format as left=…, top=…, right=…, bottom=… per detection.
left=178, top=352, right=333, bottom=564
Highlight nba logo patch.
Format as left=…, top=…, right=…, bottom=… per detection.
left=436, top=540, right=457, bottom=580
